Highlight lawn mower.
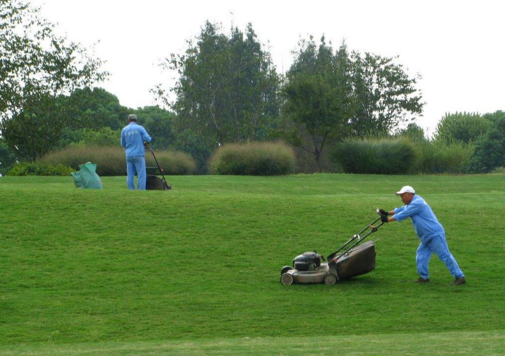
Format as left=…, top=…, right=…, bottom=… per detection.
left=146, top=146, right=172, bottom=190
left=280, top=213, right=385, bottom=286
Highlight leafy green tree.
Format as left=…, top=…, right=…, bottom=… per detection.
left=1, top=93, right=68, bottom=161
left=483, top=110, right=505, bottom=123
left=350, top=52, right=424, bottom=136
left=397, top=123, right=427, bottom=142
left=0, top=0, right=107, bottom=161
left=280, top=37, right=424, bottom=171
left=62, top=87, right=128, bottom=131
left=281, top=37, right=354, bottom=172
left=133, top=106, right=175, bottom=150
left=154, top=21, right=281, bottom=170
left=0, top=138, right=17, bottom=175
left=433, top=112, right=490, bottom=146
left=469, top=113, right=505, bottom=172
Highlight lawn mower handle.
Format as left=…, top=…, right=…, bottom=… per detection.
left=147, top=146, right=171, bottom=190
left=327, top=216, right=384, bottom=261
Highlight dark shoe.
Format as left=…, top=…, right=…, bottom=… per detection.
left=454, top=277, right=466, bottom=285
left=415, top=277, right=430, bottom=283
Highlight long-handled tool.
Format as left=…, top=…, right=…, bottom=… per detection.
left=147, top=146, right=172, bottom=190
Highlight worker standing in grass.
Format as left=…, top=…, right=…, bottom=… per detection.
left=378, top=186, right=466, bottom=285
left=121, top=114, right=152, bottom=190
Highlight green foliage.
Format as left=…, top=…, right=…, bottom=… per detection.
left=0, top=1, right=107, bottom=161
left=7, top=161, right=73, bottom=176
left=281, top=37, right=423, bottom=171
left=433, top=112, right=490, bottom=146
left=209, top=142, right=295, bottom=175
left=417, top=142, right=474, bottom=174
left=42, top=146, right=195, bottom=176
left=57, top=127, right=121, bottom=148
left=482, top=109, right=505, bottom=123
left=80, top=127, right=121, bottom=147
left=281, top=38, right=353, bottom=172
left=396, top=123, right=427, bottom=142
left=1, top=93, right=68, bottom=161
left=334, top=138, right=417, bottom=174
left=57, top=127, right=120, bottom=148
left=0, top=139, right=17, bottom=174
left=469, top=115, right=505, bottom=173
left=156, top=21, right=281, bottom=171
left=133, top=106, right=175, bottom=150
left=350, top=52, right=424, bottom=135
left=61, top=87, right=128, bottom=131
left=54, top=91, right=173, bottom=150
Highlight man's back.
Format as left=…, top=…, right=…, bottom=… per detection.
left=121, top=122, right=151, bottom=157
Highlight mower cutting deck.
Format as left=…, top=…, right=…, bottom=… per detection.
left=280, top=215, right=384, bottom=286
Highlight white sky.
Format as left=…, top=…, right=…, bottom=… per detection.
left=30, top=0, right=505, bottom=136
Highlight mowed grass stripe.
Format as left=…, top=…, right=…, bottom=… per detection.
left=0, top=331, right=504, bottom=355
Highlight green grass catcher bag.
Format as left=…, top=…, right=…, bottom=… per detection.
left=71, top=162, right=103, bottom=189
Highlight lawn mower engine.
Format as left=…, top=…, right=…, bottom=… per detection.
left=292, top=251, right=323, bottom=271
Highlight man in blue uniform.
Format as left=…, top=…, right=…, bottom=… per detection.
left=378, top=186, right=466, bottom=285
left=121, top=114, right=152, bottom=190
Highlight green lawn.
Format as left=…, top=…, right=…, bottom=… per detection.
left=0, top=174, right=504, bottom=355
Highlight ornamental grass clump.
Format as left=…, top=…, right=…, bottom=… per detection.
left=210, top=142, right=295, bottom=176
left=42, top=146, right=196, bottom=176
left=419, top=142, right=474, bottom=174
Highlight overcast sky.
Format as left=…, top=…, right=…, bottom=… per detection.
left=30, top=0, right=505, bottom=136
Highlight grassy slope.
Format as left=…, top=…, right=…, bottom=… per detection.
left=0, top=174, right=504, bottom=355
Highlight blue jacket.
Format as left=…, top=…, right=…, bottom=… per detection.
left=393, top=195, right=445, bottom=243
left=121, top=122, right=152, bottom=157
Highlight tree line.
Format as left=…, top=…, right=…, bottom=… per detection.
left=1, top=1, right=503, bottom=175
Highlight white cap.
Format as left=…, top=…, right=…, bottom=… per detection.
left=396, top=186, right=415, bottom=195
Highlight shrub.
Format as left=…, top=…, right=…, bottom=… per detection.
left=333, top=138, right=417, bottom=174
left=42, top=146, right=196, bottom=176
left=469, top=116, right=505, bottom=173
left=417, top=142, right=474, bottom=174
left=209, top=142, right=295, bottom=176
left=8, top=162, right=74, bottom=176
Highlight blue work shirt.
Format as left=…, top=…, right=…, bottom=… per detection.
left=121, top=122, right=152, bottom=157
left=393, top=194, right=445, bottom=243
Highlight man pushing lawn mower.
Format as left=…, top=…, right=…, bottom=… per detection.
left=378, top=186, right=466, bottom=285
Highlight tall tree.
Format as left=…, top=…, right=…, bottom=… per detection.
left=281, top=37, right=354, bottom=172
left=0, top=137, right=17, bottom=175
left=154, top=21, right=281, bottom=170
left=63, top=87, right=128, bottom=131
left=350, top=52, right=423, bottom=136
left=281, top=37, right=424, bottom=170
left=0, top=0, right=107, bottom=161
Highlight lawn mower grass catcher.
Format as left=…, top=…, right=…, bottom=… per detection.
left=146, top=146, right=172, bottom=191
left=280, top=213, right=385, bottom=286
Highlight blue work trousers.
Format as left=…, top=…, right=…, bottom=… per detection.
left=416, top=235, right=465, bottom=279
left=126, top=156, right=147, bottom=190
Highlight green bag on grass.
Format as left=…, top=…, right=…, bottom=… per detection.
left=71, top=162, right=102, bottom=189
